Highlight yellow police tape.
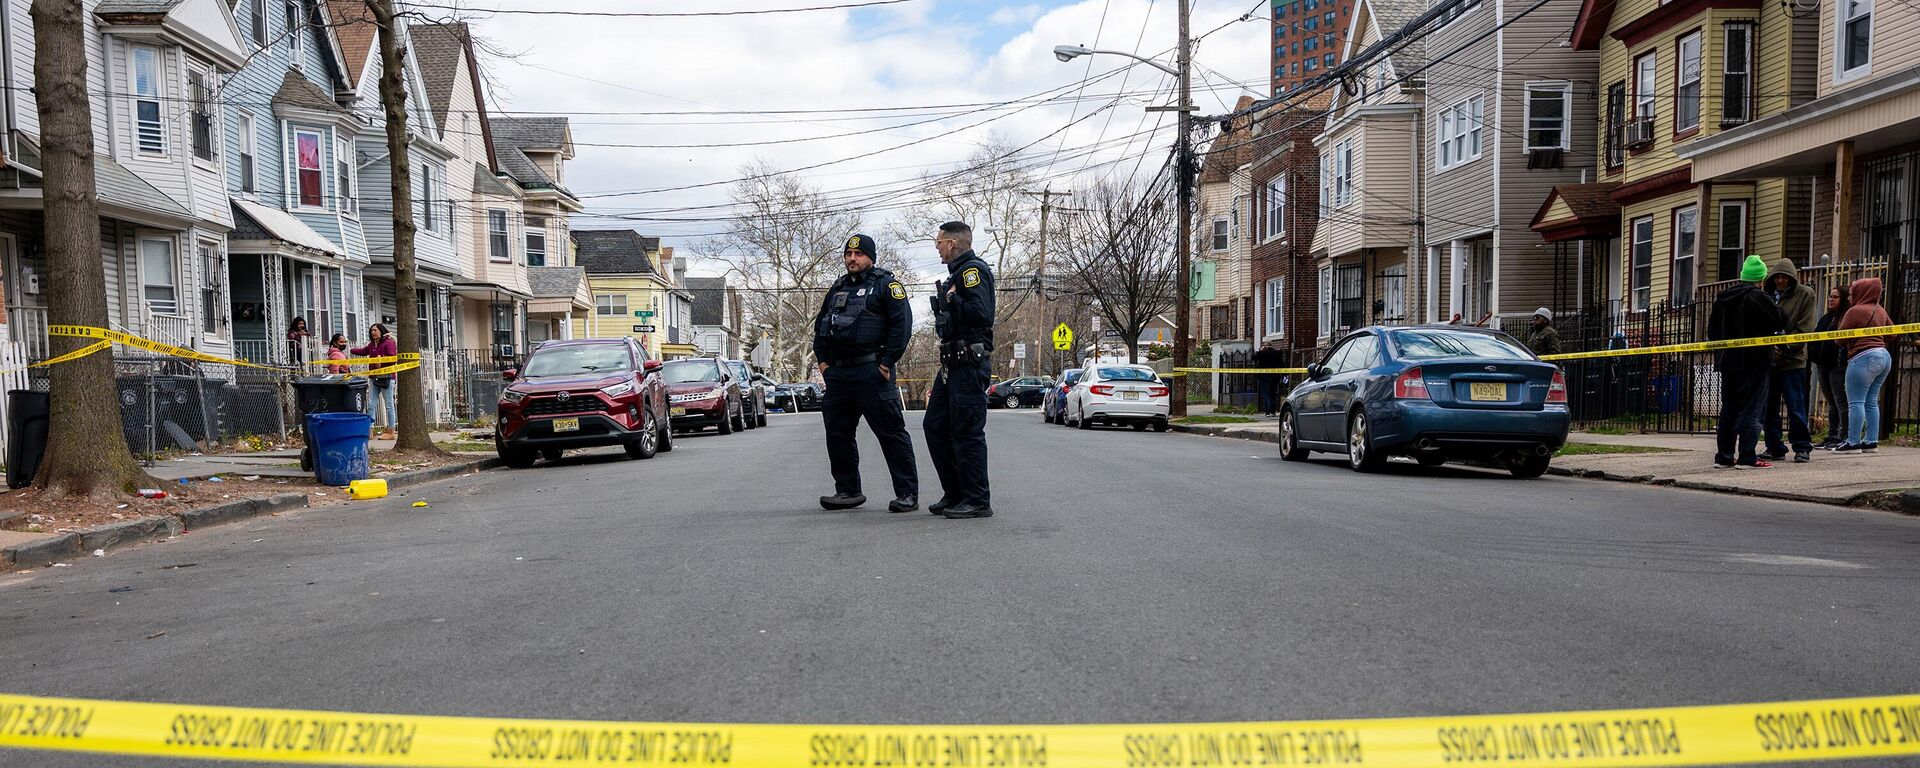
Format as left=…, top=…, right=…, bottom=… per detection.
left=0, top=339, right=113, bottom=375
left=46, top=325, right=422, bottom=373
left=2, top=690, right=1919, bottom=767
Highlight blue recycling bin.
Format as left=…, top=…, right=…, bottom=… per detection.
left=306, top=412, right=373, bottom=487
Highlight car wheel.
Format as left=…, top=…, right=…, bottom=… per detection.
left=717, top=411, right=733, bottom=435
left=1151, top=420, right=1168, bottom=433
left=1004, top=395, right=1021, bottom=409
left=1507, top=452, right=1551, bottom=478
left=626, top=413, right=659, bottom=460
left=743, top=409, right=756, bottom=429
left=540, top=448, right=563, bottom=462
left=657, top=413, right=675, bottom=453
left=1132, top=422, right=1148, bottom=431
left=496, top=431, right=537, bottom=469
left=1415, top=453, right=1447, bottom=467
left=756, top=412, right=767, bottom=428
left=1077, top=410, right=1093, bottom=430
left=1279, top=409, right=1309, bottom=461
left=1347, top=411, right=1385, bottom=473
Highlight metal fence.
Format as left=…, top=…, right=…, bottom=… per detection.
left=23, top=355, right=289, bottom=461
left=1209, top=349, right=1306, bottom=413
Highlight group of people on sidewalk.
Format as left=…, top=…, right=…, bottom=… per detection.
left=1707, top=254, right=1894, bottom=469
left=286, top=318, right=401, bottom=440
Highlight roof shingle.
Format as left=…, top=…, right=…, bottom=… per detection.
left=684, top=277, right=729, bottom=326
left=409, top=23, right=468, bottom=134
left=573, top=230, right=660, bottom=275
left=273, top=69, right=348, bottom=115
left=325, top=0, right=376, bottom=86
left=528, top=266, right=585, bottom=298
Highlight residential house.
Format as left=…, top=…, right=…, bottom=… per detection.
left=1310, top=0, right=1429, bottom=344
left=1247, top=100, right=1330, bottom=357
left=489, top=116, right=586, bottom=354
left=686, top=276, right=744, bottom=358
left=1422, top=0, right=1601, bottom=326
left=0, top=0, right=248, bottom=365
left=656, top=246, right=698, bottom=359
left=572, top=230, right=692, bottom=359
left=1193, top=96, right=1258, bottom=352
left=1546, top=0, right=1817, bottom=318
left=1676, top=0, right=1920, bottom=282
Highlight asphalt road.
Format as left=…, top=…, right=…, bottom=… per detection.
left=4, top=409, right=1920, bottom=765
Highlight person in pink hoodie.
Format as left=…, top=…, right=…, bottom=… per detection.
left=352, top=324, right=399, bottom=439
left=1833, top=278, right=1892, bottom=453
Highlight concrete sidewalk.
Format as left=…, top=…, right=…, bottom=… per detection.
left=146, top=429, right=483, bottom=481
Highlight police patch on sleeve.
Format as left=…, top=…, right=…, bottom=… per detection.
left=962, top=268, right=982, bottom=288
left=889, top=282, right=906, bottom=300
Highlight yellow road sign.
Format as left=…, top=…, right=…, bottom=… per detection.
left=1052, top=323, right=1073, bottom=350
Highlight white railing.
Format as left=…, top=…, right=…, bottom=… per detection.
left=144, top=313, right=193, bottom=349
left=233, top=339, right=276, bottom=366
left=9, top=306, right=50, bottom=361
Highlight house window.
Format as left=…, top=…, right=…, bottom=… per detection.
left=237, top=114, right=257, bottom=192
left=1671, top=206, right=1698, bottom=306
left=1210, top=218, right=1229, bottom=251
left=1333, top=139, right=1354, bottom=207
left=1324, top=11, right=1335, bottom=24
left=1336, top=265, right=1365, bottom=331
left=250, top=0, right=268, bottom=46
left=140, top=238, right=178, bottom=316
left=335, top=137, right=356, bottom=214
left=1323, top=53, right=1335, bottom=67
left=419, top=164, right=440, bottom=231
left=1716, top=200, right=1750, bottom=281
left=1473, top=247, right=1493, bottom=318
left=199, top=241, right=224, bottom=334
left=341, top=275, right=361, bottom=342
left=1264, top=176, right=1286, bottom=239
left=1317, top=265, right=1334, bottom=336
left=1305, top=57, right=1318, bottom=72
left=415, top=288, right=431, bottom=345
left=286, top=0, right=304, bottom=63
left=132, top=46, right=164, bottom=154
left=1629, top=216, right=1653, bottom=311
left=301, top=269, right=333, bottom=337
left=1525, top=83, right=1570, bottom=150
left=294, top=129, right=323, bottom=207
left=1265, top=278, right=1285, bottom=337
left=1634, top=53, right=1657, bottom=121
left=595, top=294, right=627, bottom=316
left=1437, top=96, right=1484, bottom=169
left=1319, top=152, right=1331, bottom=211
left=1380, top=265, right=1407, bottom=323
left=526, top=216, right=548, bottom=266
left=1605, top=82, right=1626, bottom=167
left=1840, top=0, right=1872, bottom=75
left=1305, top=37, right=1319, bottom=52
left=487, top=210, right=511, bottom=262
left=1675, top=32, right=1702, bottom=133
left=491, top=303, right=515, bottom=350
left=1722, top=23, right=1753, bottom=124
left=189, top=70, right=215, bottom=161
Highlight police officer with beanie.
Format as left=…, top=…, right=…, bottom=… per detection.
left=925, top=221, right=995, bottom=519
left=813, top=233, right=919, bottom=512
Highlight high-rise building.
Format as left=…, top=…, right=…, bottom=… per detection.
left=1269, top=0, right=1357, bottom=97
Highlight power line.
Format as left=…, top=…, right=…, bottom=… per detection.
left=402, top=0, right=925, bottom=18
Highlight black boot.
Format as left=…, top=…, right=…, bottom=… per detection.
left=819, top=493, right=866, bottom=510
left=887, top=495, right=918, bottom=513
left=940, top=501, right=993, bottom=519
left=928, top=497, right=958, bottom=514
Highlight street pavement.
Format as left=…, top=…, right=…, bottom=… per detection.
left=4, top=409, right=1920, bottom=766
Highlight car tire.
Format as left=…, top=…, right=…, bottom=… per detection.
left=657, top=414, right=675, bottom=453
left=540, top=448, right=563, bottom=462
left=496, top=431, right=537, bottom=469
left=1151, top=420, right=1168, bottom=433
left=1507, top=452, right=1551, bottom=478
left=717, top=411, right=734, bottom=435
left=625, top=412, right=659, bottom=460
left=1004, top=395, right=1021, bottom=409
left=1077, top=410, right=1093, bottom=430
left=730, top=407, right=746, bottom=432
left=1347, top=411, right=1386, bottom=473
left=1279, top=409, right=1309, bottom=461
left=1132, top=422, right=1148, bottom=431
left=756, top=412, right=767, bottom=428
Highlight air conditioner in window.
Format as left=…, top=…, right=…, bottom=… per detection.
left=1618, top=118, right=1656, bottom=149
left=1525, top=147, right=1565, bottom=169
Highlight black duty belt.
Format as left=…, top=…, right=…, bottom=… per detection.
left=828, top=353, right=879, bottom=367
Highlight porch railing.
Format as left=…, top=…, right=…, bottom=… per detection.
left=9, top=305, right=50, bottom=361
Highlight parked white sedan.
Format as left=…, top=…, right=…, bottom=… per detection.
left=1065, top=364, right=1171, bottom=431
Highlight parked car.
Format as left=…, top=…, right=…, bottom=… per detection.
left=771, top=382, right=822, bottom=412
left=755, top=374, right=780, bottom=409
left=663, top=358, right=743, bottom=435
left=723, top=359, right=767, bottom=429
left=1065, top=364, right=1170, bottom=431
left=1278, top=325, right=1569, bottom=477
left=494, top=338, right=672, bottom=467
left=987, top=376, right=1054, bottom=409
left=1042, top=368, right=1084, bottom=424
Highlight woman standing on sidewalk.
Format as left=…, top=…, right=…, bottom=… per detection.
left=325, top=334, right=352, bottom=375
left=1835, top=278, right=1891, bottom=454
left=1812, top=286, right=1849, bottom=447
left=353, top=324, right=399, bottom=440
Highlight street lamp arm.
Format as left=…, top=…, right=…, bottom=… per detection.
left=1051, top=44, right=1180, bottom=76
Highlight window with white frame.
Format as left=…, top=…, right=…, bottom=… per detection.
left=1717, top=199, right=1749, bottom=281
left=1266, top=278, right=1286, bottom=337
left=301, top=269, right=332, bottom=337
left=293, top=129, right=323, bottom=207
left=1634, top=53, right=1657, bottom=122
left=189, top=69, right=215, bottom=162
left=1317, top=265, right=1334, bottom=336
left=488, top=210, right=511, bottom=262
left=1675, top=32, right=1703, bottom=132
left=595, top=294, right=626, bottom=316
left=1524, top=83, right=1570, bottom=150
left=1333, top=139, right=1354, bottom=207
left=1722, top=23, right=1754, bottom=124
left=141, top=238, right=178, bottom=315
left=286, top=0, right=304, bottom=64
left=420, top=164, right=440, bottom=231
left=526, top=216, right=548, bottom=266
left=335, top=136, right=355, bottom=214
left=1319, top=151, right=1332, bottom=212
left=237, top=114, right=257, bottom=192
left=250, top=0, right=269, bottom=47
left=1840, top=0, right=1872, bottom=75
left=199, top=241, right=225, bottom=335
left=1671, top=206, right=1698, bottom=306
left=132, top=46, right=165, bottom=154
left=1629, top=216, right=1653, bottom=311
left=342, top=275, right=361, bottom=342
left=1436, top=96, right=1483, bottom=169
left=1264, top=176, right=1286, bottom=239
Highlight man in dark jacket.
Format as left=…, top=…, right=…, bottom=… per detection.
left=1526, top=307, right=1562, bottom=356
left=1707, top=255, right=1787, bottom=469
left=1763, top=257, right=1819, bottom=462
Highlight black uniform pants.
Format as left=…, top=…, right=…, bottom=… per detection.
left=821, top=364, right=917, bottom=498
left=924, top=360, right=990, bottom=506
left=1715, top=369, right=1768, bottom=465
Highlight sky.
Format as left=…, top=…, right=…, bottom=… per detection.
left=461, top=0, right=1273, bottom=279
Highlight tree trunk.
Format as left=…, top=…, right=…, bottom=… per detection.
left=30, top=0, right=156, bottom=495
left=368, top=0, right=441, bottom=454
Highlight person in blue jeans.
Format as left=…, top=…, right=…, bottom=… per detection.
left=353, top=323, right=399, bottom=439
left=1835, top=278, right=1892, bottom=453
left=1762, top=258, right=1818, bottom=462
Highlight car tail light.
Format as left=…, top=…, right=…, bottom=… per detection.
left=1148, top=386, right=1169, bottom=397
left=1090, top=385, right=1114, bottom=396
left=1547, top=370, right=1568, bottom=404
left=1393, top=367, right=1428, bottom=399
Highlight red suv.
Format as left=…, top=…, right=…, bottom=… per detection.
left=495, top=338, right=672, bottom=467
left=662, top=358, right=742, bottom=435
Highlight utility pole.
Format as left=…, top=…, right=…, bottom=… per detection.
left=1147, top=0, right=1196, bottom=417
left=1022, top=187, right=1072, bottom=377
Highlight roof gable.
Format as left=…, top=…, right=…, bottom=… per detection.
left=325, top=0, right=376, bottom=84
left=573, top=230, right=661, bottom=275
left=98, top=0, right=248, bottom=69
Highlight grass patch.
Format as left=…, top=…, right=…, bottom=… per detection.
left=435, top=439, right=493, bottom=453
left=1174, top=415, right=1259, bottom=424
left=1556, top=442, right=1682, bottom=456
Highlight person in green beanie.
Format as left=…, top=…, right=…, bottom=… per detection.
left=1706, top=254, right=1787, bottom=468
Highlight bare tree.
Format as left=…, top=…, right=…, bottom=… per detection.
left=367, top=0, right=441, bottom=454
left=1055, top=177, right=1179, bottom=363
left=30, top=0, right=156, bottom=495
left=886, top=133, right=1042, bottom=318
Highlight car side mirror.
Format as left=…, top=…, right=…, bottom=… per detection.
left=501, top=369, right=517, bottom=381
left=642, top=360, right=662, bottom=373
left=1305, top=363, right=1324, bottom=380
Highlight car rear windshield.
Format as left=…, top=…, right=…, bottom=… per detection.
left=1389, top=329, right=1533, bottom=360
left=523, top=345, right=631, bottom=377
left=662, top=360, right=723, bottom=383
left=1097, top=367, right=1158, bottom=382
left=1063, top=369, right=1084, bottom=384
left=727, top=361, right=750, bottom=381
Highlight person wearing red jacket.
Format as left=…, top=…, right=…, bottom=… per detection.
left=1834, top=278, right=1892, bottom=454
left=353, top=324, right=398, bottom=439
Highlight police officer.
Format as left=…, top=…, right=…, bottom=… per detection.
left=924, top=221, right=994, bottom=519
left=813, top=233, right=918, bottom=513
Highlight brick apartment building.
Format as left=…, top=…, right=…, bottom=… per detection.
left=1248, top=100, right=1332, bottom=357
left=1271, top=0, right=1358, bottom=96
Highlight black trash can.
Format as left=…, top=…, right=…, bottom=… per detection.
left=7, top=389, right=50, bottom=489
left=293, top=377, right=368, bottom=471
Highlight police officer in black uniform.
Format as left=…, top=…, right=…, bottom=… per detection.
left=924, top=221, right=995, bottom=519
left=813, top=233, right=918, bottom=513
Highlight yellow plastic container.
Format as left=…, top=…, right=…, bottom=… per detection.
left=348, top=479, right=388, bottom=500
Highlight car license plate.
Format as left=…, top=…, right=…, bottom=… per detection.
left=1123, top=391, right=1141, bottom=401
left=1469, top=382, right=1507, bottom=402
left=552, top=417, right=580, bottom=432
left=669, top=407, right=687, bottom=417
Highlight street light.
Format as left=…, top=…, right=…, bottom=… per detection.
left=1051, top=45, right=1181, bottom=76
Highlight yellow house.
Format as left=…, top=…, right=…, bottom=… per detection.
left=569, top=230, right=697, bottom=359
left=1536, top=0, right=1818, bottom=312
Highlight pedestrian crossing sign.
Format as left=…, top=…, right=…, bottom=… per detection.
left=1052, top=323, right=1073, bottom=350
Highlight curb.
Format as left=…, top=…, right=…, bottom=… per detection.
left=2, top=458, right=499, bottom=572
left=1169, top=424, right=1276, bottom=443
left=1547, top=465, right=1916, bottom=511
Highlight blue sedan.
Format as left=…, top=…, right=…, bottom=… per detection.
left=1279, top=325, right=1570, bottom=477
